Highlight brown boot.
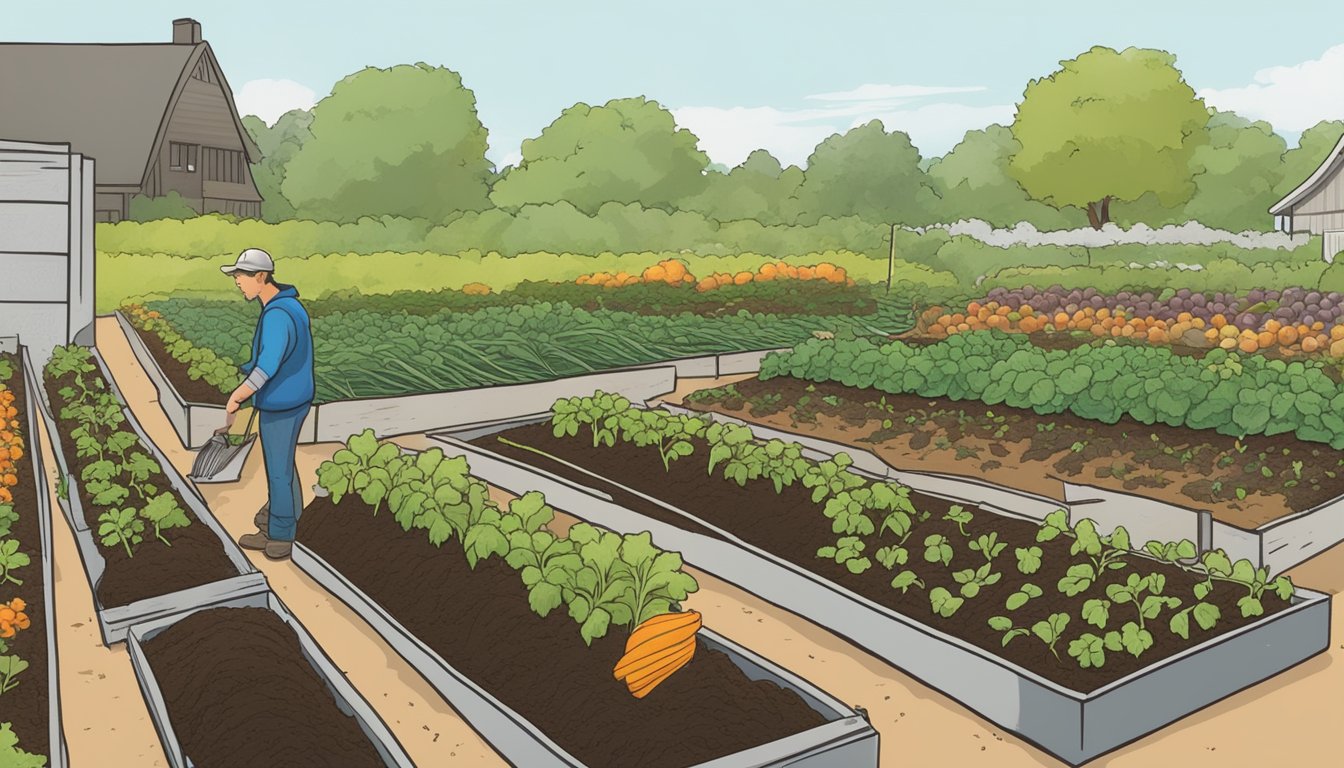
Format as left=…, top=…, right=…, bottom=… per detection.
left=238, top=531, right=269, bottom=551
left=264, top=539, right=292, bottom=560
left=254, top=504, right=269, bottom=530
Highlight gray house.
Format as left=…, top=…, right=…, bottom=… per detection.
left=0, top=18, right=262, bottom=222
left=1271, top=134, right=1344, bottom=262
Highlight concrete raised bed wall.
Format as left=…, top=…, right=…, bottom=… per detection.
left=432, top=417, right=1332, bottom=766
left=18, top=346, right=69, bottom=768
left=117, top=311, right=785, bottom=449
left=125, top=591, right=414, bottom=768
left=27, top=348, right=268, bottom=644
left=292, top=541, right=879, bottom=768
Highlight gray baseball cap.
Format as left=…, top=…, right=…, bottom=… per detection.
left=221, top=248, right=275, bottom=275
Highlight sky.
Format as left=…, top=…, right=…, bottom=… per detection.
left=5, top=0, right=1344, bottom=169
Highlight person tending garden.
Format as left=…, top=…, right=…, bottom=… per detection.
left=218, top=248, right=315, bottom=560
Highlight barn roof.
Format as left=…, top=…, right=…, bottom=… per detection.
left=1270, top=134, right=1344, bottom=215
left=0, top=41, right=260, bottom=188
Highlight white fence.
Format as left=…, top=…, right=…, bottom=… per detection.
left=0, top=140, right=95, bottom=368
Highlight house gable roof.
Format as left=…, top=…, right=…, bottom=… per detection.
left=0, top=41, right=261, bottom=189
left=1270, top=134, right=1344, bottom=215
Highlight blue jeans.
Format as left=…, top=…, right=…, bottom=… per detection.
left=258, top=403, right=310, bottom=541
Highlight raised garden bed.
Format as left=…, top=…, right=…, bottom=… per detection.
left=35, top=345, right=266, bottom=644
left=431, top=403, right=1331, bottom=765
left=2, top=346, right=66, bottom=767
left=685, top=375, right=1344, bottom=571
left=293, top=434, right=877, bottom=767
left=126, top=592, right=413, bottom=768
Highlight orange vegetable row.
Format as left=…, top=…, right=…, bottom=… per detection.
left=575, top=259, right=858, bottom=292
left=0, top=386, right=23, bottom=505
left=0, top=597, right=29, bottom=639
left=925, top=302, right=1344, bottom=358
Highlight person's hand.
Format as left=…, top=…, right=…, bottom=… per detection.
left=226, top=397, right=241, bottom=415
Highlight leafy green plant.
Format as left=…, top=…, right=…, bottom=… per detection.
left=140, top=494, right=191, bottom=547
left=619, top=410, right=706, bottom=471
left=97, top=508, right=144, bottom=559
left=889, top=569, right=924, bottom=593
left=801, top=453, right=867, bottom=502
left=551, top=392, right=632, bottom=448
left=943, top=505, right=973, bottom=536
left=613, top=531, right=699, bottom=626
left=923, top=534, right=953, bottom=567
left=1015, top=545, right=1043, bottom=574
left=0, top=542, right=26, bottom=587
left=0, top=653, right=26, bottom=695
left=1005, top=583, right=1043, bottom=611
left=0, top=721, right=47, bottom=768
left=0, top=508, right=16, bottom=540
left=315, top=428, right=403, bottom=506
left=498, top=494, right=581, bottom=618
left=818, top=536, right=870, bottom=574
left=564, top=523, right=634, bottom=645
left=873, top=488, right=927, bottom=571
left=929, top=586, right=964, bottom=618
left=990, top=612, right=1070, bottom=660
left=1194, top=550, right=1294, bottom=618
left=821, top=492, right=877, bottom=537
left=1039, top=511, right=1130, bottom=596
left=953, top=562, right=1001, bottom=599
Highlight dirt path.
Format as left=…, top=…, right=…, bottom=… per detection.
left=65, top=324, right=1344, bottom=767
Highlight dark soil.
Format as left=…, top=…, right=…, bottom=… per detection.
left=140, top=606, right=385, bottom=768
left=127, top=322, right=228, bottom=405
left=44, top=369, right=238, bottom=609
left=1, top=353, right=51, bottom=759
left=477, top=423, right=1293, bottom=693
left=690, top=376, right=1344, bottom=524
left=297, top=496, right=829, bottom=768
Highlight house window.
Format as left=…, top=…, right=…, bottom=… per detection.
left=169, top=142, right=198, bottom=172
left=204, top=147, right=246, bottom=183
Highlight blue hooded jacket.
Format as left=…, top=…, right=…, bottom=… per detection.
left=239, top=284, right=315, bottom=411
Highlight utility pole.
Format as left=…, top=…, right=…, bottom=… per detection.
left=886, top=223, right=896, bottom=295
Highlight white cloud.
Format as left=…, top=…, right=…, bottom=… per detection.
left=674, top=82, right=1012, bottom=168
left=235, top=79, right=318, bottom=126
left=807, top=83, right=987, bottom=101
left=1199, top=44, right=1344, bottom=132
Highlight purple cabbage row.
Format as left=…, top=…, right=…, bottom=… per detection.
left=978, top=286, right=1344, bottom=331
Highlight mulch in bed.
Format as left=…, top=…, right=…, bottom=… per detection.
left=44, top=370, right=238, bottom=609
left=1, top=353, right=51, bottom=759
left=297, top=496, right=829, bottom=768
left=141, top=606, right=385, bottom=768
left=478, top=423, right=1295, bottom=693
left=127, top=322, right=229, bottom=405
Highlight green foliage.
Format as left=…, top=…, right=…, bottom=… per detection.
left=140, top=494, right=191, bottom=547
left=1005, top=583, right=1043, bottom=611
left=0, top=541, right=27, bottom=587
left=762, top=333, right=1344, bottom=449
left=679, top=150, right=805, bottom=225
left=923, top=534, right=953, bottom=567
left=243, top=109, right=313, bottom=221
left=795, top=121, right=939, bottom=226
left=1183, top=111, right=1288, bottom=232
left=127, top=191, right=196, bottom=222
left=564, top=523, right=634, bottom=645
left=928, top=125, right=1084, bottom=229
left=929, top=586, right=965, bottom=618
left=492, top=97, right=709, bottom=214
left=612, top=531, right=699, bottom=627
left=818, top=536, right=871, bottom=574
left=0, top=722, right=47, bottom=768
left=97, top=508, right=144, bottom=559
left=0, top=508, right=16, bottom=541
left=283, top=64, right=493, bottom=220
left=1009, top=46, right=1210, bottom=225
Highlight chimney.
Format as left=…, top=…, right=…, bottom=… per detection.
left=172, top=18, right=202, bottom=45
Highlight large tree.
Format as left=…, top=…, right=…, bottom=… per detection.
left=927, top=125, right=1082, bottom=228
left=1009, top=46, right=1210, bottom=229
left=490, top=97, right=709, bottom=214
left=1275, top=119, right=1344, bottom=201
left=282, top=64, right=493, bottom=221
left=794, top=120, right=939, bottom=225
left=679, top=149, right=804, bottom=224
left=1182, top=110, right=1287, bottom=231
left=243, top=109, right=313, bottom=221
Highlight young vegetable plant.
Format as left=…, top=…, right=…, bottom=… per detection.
left=989, top=612, right=1070, bottom=661
left=0, top=541, right=27, bottom=587
left=97, top=508, right=144, bottom=559
left=550, top=391, right=631, bottom=448
left=1015, top=545, right=1043, bottom=575
left=1069, top=573, right=1183, bottom=666
left=619, top=410, right=706, bottom=472
left=818, top=536, right=870, bottom=574
left=140, top=494, right=191, bottom=547
left=315, top=428, right=404, bottom=507
left=923, top=534, right=953, bottom=567
left=1039, top=511, right=1131, bottom=596
left=564, top=522, right=635, bottom=645
left=942, top=505, right=974, bottom=536
left=613, top=531, right=699, bottom=627
left=1195, top=550, right=1295, bottom=618
left=929, top=586, right=964, bottom=618
left=0, top=507, right=15, bottom=540
left=801, top=453, right=866, bottom=502
left=1004, top=583, right=1043, bottom=611
left=953, top=532, right=1006, bottom=598
left=0, top=722, right=46, bottom=768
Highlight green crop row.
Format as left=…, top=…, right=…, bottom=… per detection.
left=761, top=332, right=1344, bottom=448
left=316, top=429, right=699, bottom=645
left=535, top=392, right=1297, bottom=673
left=133, top=295, right=915, bottom=404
